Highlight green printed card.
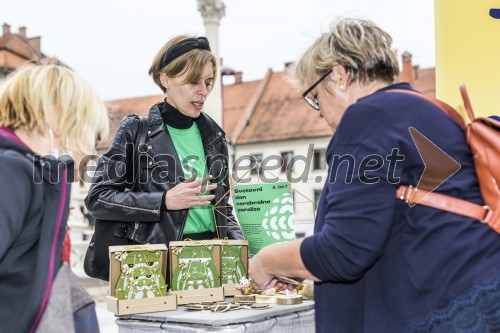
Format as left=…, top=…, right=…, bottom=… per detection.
left=232, top=182, right=295, bottom=256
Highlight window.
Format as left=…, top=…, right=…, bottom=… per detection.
left=250, top=153, right=263, bottom=175
left=313, top=149, right=327, bottom=170
left=314, top=189, right=322, bottom=211
left=281, top=151, right=294, bottom=173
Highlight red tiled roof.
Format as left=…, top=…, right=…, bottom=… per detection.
left=223, top=78, right=261, bottom=141
left=99, top=80, right=265, bottom=148
left=0, top=31, right=66, bottom=70
left=412, top=67, right=435, bottom=98
left=107, top=95, right=162, bottom=117
left=0, top=34, right=41, bottom=62
left=236, top=71, right=332, bottom=145
left=0, top=50, right=30, bottom=69
left=97, top=95, right=164, bottom=149
left=397, top=51, right=435, bottom=98
left=235, top=65, right=436, bottom=144
left=102, top=60, right=435, bottom=148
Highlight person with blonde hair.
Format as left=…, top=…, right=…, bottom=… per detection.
left=85, top=35, right=243, bottom=281
left=0, top=64, right=109, bottom=332
left=249, top=18, right=500, bottom=332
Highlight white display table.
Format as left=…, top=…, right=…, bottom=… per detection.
left=116, top=299, right=315, bottom=333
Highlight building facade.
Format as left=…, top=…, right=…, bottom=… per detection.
left=0, top=23, right=65, bottom=85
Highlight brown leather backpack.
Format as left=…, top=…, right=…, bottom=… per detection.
left=395, top=85, right=500, bottom=233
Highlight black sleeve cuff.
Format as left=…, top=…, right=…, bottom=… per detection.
left=161, top=191, right=168, bottom=211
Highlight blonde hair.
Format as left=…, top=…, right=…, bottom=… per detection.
left=149, top=35, right=217, bottom=93
left=0, top=64, right=109, bottom=155
left=293, top=18, right=399, bottom=88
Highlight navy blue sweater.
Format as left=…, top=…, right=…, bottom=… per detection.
left=300, top=83, right=500, bottom=332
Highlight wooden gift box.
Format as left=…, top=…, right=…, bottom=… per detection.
left=106, top=244, right=177, bottom=315
left=213, top=239, right=249, bottom=296
left=169, top=240, right=225, bottom=305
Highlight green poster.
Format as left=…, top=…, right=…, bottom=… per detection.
left=232, top=182, right=295, bottom=256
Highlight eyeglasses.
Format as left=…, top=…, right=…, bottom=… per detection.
left=302, top=69, right=332, bottom=110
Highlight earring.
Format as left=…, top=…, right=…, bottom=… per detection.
left=339, top=84, right=345, bottom=91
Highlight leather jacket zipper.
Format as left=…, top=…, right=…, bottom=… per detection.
left=177, top=210, right=189, bottom=241
left=96, top=199, right=160, bottom=215
left=131, top=222, right=140, bottom=239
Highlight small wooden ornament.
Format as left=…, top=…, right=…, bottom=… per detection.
left=255, top=295, right=277, bottom=304
left=276, top=295, right=303, bottom=305
left=234, top=295, right=256, bottom=303
left=273, top=275, right=301, bottom=286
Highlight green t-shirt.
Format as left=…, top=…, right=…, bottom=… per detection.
left=166, top=124, right=215, bottom=234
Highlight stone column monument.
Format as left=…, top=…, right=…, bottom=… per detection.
left=197, top=0, right=225, bottom=126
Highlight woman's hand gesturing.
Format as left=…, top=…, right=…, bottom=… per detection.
left=165, top=174, right=217, bottom=210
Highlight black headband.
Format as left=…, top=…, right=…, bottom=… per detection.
left=160, top=37, right=211, bottom=68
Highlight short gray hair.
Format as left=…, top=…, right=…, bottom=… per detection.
left=293, top=18, right=399, bottom=88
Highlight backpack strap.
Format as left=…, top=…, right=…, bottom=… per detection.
left=459, top=84, right=476, bottom=122
left=130, top=115, right=149, bottom=191
left=388, top=89, right=497, bottom=231
left=396, top=185, right=493, bottom=224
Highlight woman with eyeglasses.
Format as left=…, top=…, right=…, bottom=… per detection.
left=0, top=64, right=108, bottom=332
left=85, top=35, right=243, bottom=281
left=249, top=18, right=500, bottom=333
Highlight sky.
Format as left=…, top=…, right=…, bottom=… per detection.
left=3, top=0, right=435, bottom=101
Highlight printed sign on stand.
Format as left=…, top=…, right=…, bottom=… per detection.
left=232, top=181, right=295, bottom=256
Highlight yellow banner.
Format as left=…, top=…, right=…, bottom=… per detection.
left=435, top=0, right=500, bottom=117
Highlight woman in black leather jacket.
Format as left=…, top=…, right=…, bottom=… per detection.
left=85, top=35, right=243, bottom=249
